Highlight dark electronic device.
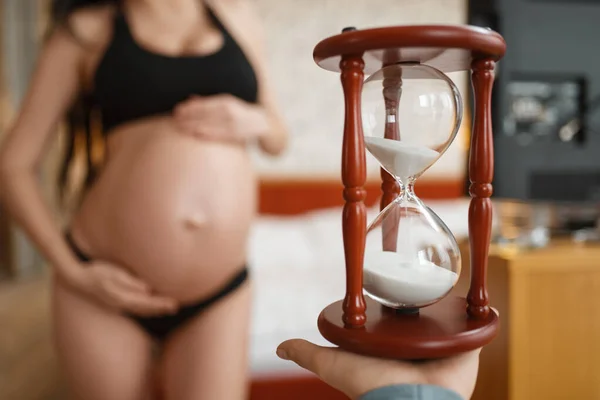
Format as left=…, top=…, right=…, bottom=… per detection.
left=468, top=0, right=600, bottom=238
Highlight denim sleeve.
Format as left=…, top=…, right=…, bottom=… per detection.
left=359, top=384, right=463, bottom=400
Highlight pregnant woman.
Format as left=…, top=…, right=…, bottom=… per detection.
left=0, top=0, right=286, bottom=399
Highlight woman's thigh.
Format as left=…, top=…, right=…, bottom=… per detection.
left=160, top=282, right=252, bottom=400
left=52, top=280, right=155, bottom=400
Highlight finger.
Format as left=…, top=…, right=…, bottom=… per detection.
left=175, top=97, right=220, bottom=118
left=172, top=116, right=197, bottom=134
left=173, top=118, right=198, bottom=133
left=175, top=117, right=207, bottom=131
left=187, top=124, right=229, bottom=140
left=192, top=123, right=248, bottom=144
left=173, top=99, right=206, bottom=118
left=173, top=102, right=189, bottom=117
left=113, top=289, right=179, bottom=316
left=112, top=270, right=151, bottom=293
left=126, top=298, right=179, bottom=316
left=277, top=339, right=376, bottom=399
left=175, top=115, right=223, bottom=135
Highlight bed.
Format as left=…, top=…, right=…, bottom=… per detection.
left=247, top=178, right=477, bottom=399
left=0, top=178, right=475, bottom=400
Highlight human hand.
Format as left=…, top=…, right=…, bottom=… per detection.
left=173, top=94, right=270, bottom=144
left=70, top=261, right=179, bottom=316
left=276, top=339, right=481, bottom=400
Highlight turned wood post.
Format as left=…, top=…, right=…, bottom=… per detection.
left=340, top=52, right=367, bottom=328
left=467, top=58, right=495, bottom=319
left=380, top=77, right=402, bottom=252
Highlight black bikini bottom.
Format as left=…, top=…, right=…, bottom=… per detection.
left=65, top=233, right=249, bottom=341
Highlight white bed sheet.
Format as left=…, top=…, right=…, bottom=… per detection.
left=247, top=199, right=475, bottom=377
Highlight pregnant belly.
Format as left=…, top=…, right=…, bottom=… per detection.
left=71, top=118, right=257, bottom=303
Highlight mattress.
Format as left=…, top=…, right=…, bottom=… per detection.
left=247, top=199, right=476, bottom=377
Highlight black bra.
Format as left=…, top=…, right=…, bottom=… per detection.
left=90, top=5, right=258, bottom=133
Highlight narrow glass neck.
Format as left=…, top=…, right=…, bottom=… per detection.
left=397, top=179, right=416, bottom=199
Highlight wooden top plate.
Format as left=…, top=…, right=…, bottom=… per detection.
left=314, top=25, right=506, bottom=74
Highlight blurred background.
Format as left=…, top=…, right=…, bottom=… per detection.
left=1, top=0, right=600, bottom=399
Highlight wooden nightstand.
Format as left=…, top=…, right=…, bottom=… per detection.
left=456, top=239, right=600, bottom=400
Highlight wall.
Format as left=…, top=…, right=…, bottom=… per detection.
left=1, top=0, right=48, bottom=279
left=251, top=0, right=470, bottom=182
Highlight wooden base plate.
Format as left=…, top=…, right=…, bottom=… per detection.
left=318, top=296, right=499, bottom=360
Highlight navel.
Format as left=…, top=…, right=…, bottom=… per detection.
left=183, top=213, right=208, bottom=229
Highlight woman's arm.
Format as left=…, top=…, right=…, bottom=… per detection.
left=0, top=17, right=179, bottom=315
left=214, top=0, right=289, bottom=156
left=243, top=5, right=288, bottom=156
left=0, top=27, right=87, bottom=285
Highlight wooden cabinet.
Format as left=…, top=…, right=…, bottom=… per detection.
left=456, top=240, right=600, bottom=400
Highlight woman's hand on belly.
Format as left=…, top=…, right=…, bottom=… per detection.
left=172, top=94, right=270, bottom=145
left=69, top=259, right=179, bottom=316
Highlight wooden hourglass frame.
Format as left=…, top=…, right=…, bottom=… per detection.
left=314, top=25, right=507, bottom=359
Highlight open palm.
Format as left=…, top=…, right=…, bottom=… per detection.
left=277, top=339, right=480, bottom=400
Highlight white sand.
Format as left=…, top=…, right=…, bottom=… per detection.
left=364, top=136, right=439, bottom=180
left=363, top=251, right=457, bottom=307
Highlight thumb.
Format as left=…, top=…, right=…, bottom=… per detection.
left=277, top=339, right=369, bottom=399
left=277, top=339, right=337, bottom=378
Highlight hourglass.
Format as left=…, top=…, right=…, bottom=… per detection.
left=314, top=25, right=506, bottom=359
left=362, top=62, right=463, bottom=313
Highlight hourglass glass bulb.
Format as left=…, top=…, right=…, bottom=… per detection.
left=363, top=194, right=461, bottom=309
left=361, top=63, right=463, bottom=310
left=362, top=63, right=462, bottom=182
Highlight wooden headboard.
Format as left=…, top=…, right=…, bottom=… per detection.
left=258, top=177, right=465, bottom=215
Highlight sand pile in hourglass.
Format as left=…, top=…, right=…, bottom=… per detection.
left=363, top=136, right=458, bottom=307
left=364, top=136, right=439, bottom=180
